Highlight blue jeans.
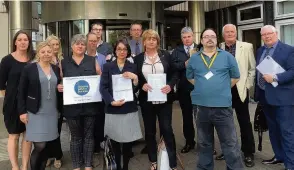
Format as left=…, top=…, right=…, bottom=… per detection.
left=194, top=106, right=244, bottom=170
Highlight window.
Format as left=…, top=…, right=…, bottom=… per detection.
left=46, top=22, right=57, bottom=36
left=237, top=4, right=263, bottom=25
left=71, top=20, right=85, bottom=36
left=276, top=19, right=294, bottom=46
left=275, top=0, right=294, bottom=19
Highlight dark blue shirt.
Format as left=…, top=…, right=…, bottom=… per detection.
left=186, top=48, right=240, bottom=107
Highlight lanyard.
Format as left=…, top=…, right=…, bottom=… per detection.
left=200, top=52, right=218, bottom=69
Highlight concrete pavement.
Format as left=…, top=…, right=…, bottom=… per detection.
left=0, top=100, right=286, bottom=170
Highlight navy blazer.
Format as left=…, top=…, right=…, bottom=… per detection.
left=17, top=63, right=63, bottom=115
left=100, top=59, right=138, bottom=114
left=254, top=41, right=294, bottom=106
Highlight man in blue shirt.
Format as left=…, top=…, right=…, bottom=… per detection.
left=186, top=28, right=244, bottom=170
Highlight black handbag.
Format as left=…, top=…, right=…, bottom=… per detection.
left=254, top=103, right=268, bottom=151
left=102, top=136, right=117, bottom=170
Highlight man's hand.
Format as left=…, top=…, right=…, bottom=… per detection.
left=185, top=60, right=189, bottom=68
left=106, top=54, right=112, bottom=61
left=111, top=99, right=125, bottom=106
left=263, top=74, right=274, bottom=83
left=161, top=85, right=171, bottom=94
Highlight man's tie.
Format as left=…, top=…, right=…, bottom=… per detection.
left=258, top=48, right=271, bottom=90
left=186, top=46, right=190, bottom=57
left=135, top=41, right=140, bottom=55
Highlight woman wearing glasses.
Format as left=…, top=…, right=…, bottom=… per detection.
left=18, top=41, right=62, bottom=170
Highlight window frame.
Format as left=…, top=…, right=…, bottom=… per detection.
left=237, top=3, right=264, bottom=25
left=274, top=0, right=294, bottom=20
left=275, top=18, right=294, bottom=44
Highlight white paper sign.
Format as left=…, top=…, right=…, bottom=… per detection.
left=63, top=75, right=102, bottom=105
left=256, top=56, right=285, bottom=87
left=112, top=74, right=133, bottom=102
left=148, top=74, right=167, bottom=102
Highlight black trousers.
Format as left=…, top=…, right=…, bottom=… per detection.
left=94, top=102, right=105, bottom=152
left=141, top=102, right=177, bottom=168
left=47, top=115, right=63, bottom=159
left=232, top=86, right=255, bottom=156
left=178, top=88, right=195, bottom=145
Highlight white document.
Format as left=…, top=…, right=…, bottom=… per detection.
left=148, top=74, right=167, bottom=102
left=256, top=56, right=285, bottom=87
left=63, top=75, right=102, bottom=105
left=112, top=74, right=133, bottom=102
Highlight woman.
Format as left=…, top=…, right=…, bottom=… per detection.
left=134, top=29, right=178, bottom=170
left=18, top=41, right=62, bottom=170
left=57, top=34, right=101, bottom=170
left=45, top=35, right=63, bottom=168
left=100, top=40, right=142, bottom=170
left=0, top=30, right=33, bottom=170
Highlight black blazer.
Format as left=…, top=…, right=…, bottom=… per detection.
left=17, top=63, right=63, bottom=115
left=100, top=59, right=138, bottom=114
left=134, top=50, right=179, bottom=104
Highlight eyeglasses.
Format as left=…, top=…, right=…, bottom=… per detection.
left=88, top=40, right=98, bottom=43
left=202, top=36, right=217, bottom=39
left=92, top=28, right=102, bottom=32
left=261, top=32, right=274, bottom=37
left=116, top=48, right=128, bottom=52
left=131, top=29, right=142, bottom=32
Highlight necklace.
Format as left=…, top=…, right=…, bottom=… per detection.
left=146, top=53, right=158, bottom=60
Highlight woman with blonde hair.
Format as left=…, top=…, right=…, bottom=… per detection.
left=18, top=41, right=62, bottom=170
left=44, top=35, right=64, bottom=168
left=134, top=29, right=178, bottom=170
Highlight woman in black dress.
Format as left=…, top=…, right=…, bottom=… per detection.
left=0, top=30, right=33, bottom=170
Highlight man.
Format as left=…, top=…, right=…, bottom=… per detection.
left=85, top=32, right=106, bottom=160
left=91, top=22, right=113, bottom=60
left=86, top=32, right=106, bottom=70
left=171, top=26, right=197, bottom=153
left=127, top=22, right=143, bottom=56
left=186, top=28, right=244, bottom=170
left=255, top=25, right=294, bottom=170
left=215, top=24, right=256, bottom=167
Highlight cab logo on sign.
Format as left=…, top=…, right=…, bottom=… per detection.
left=74, top=80, right=90, bottom=96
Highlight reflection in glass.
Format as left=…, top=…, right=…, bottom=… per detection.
left=240, top=7, right=261, bottom=21
left=107, top=29, right=129, bottom=46
left=72, top=20, right=85, bottom=36
left=280, top=24, right=294, bottom=46
left=278, top=1, right=294, bottom=16
left=59, top=21, right=70, bottom=57
left=47, top=22, right=57, bottom=36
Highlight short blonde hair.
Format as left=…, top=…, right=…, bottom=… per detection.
left=35, top=41, right=51, bottom=62
left=142, top=29, right=160, bottom=50
left=46, top=35, right=63, bottom=61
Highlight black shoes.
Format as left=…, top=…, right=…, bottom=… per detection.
left=244, top=156, right=255, bottom=167
left=215, top=154, right=224, bottom=160
left=215, top=153, right=255, bottom=167
left=181, top=144, right=195, bottom=153
left=262, top=157, right=283, bottom=165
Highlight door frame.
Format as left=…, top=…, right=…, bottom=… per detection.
left=237, top=23, right=264, bottom=42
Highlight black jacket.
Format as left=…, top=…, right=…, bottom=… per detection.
left=17, top=63, right=63, bottom=115
left=171, top=43, right=197, bottom=92
left=134, top=50, right=178, bottom=104
left=100, top=60, right=138, bottom=114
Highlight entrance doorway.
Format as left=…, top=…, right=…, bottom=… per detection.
left=238, top=23, right=263, bottom=56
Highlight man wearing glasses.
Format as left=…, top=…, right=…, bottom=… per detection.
left=126, top=22, right=143, bottom=57
left=186, top=28, right=244, bottom=170
left=91, top=22, right=113, bottom=60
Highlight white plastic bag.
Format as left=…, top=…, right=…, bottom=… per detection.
left=157, top=139, right=169, bottom=170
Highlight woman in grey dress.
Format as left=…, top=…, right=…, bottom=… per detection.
left=18, top=41, right=63, bottom=170
left=100, top=40, right=142, bottom=170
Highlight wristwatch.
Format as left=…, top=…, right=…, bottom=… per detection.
left=273, top=75, right=278, bottom=82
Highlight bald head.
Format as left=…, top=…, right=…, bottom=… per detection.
left=222, top=24, right=237, bottom=45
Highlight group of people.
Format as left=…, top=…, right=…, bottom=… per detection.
left=0, top=21, right=293, bottom=170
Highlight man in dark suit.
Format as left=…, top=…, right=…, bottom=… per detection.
left=171, top=26, right=197, bottom=153
left=255, top=25, right=294, bottom=170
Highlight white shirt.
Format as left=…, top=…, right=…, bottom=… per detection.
left=184, top=44, right=195, bottom=54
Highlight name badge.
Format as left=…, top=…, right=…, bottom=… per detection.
left=204, top=71, right=214, bottom=80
